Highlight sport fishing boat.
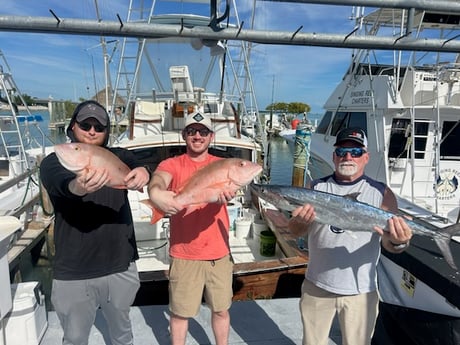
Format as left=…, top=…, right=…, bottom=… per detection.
left=307, top=7, right=460, bottom=344
left=0, top=50, right=53, bottom=221
left=109, top=0, right=307, bottom=303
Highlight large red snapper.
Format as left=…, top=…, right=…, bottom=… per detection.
left=148, top=158, right=263, bottom=223
left=54, top=142, right=131, bottom=189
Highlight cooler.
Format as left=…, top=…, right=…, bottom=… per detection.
left=4, top=282, right=48, bottom=345
left=0, top=216, right=21, bottom=320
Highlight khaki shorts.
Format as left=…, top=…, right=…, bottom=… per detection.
left=169, top=255, right=233, bottom=318
left=299, top=278, right=379, bottom=345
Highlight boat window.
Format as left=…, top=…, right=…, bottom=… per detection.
left=347, top=112, right=367, bottom=130
left=330, top=111, right=367, bottom=136
left=388, top=119, right=428, bottom=159
left=130, top=146, right=187, bottom=173
left=129, top=145, right=254, bottom=173
left=204, top=103, right=218, bottom=114
left=315, top=111, right=332, bottom=134
left=440, top=121, right=460, bottom=160
left=330, top=112, right=348, bottom=135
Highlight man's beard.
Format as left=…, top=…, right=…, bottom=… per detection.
left=337, top=162, right=358, bottom=176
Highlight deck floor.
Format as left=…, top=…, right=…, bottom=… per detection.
left=41, top=298, right=342, bottom=345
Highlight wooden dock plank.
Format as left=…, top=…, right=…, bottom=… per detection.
left=7, top=218, right=53, bottom=270
left=263, top=208, right=309, bottom=259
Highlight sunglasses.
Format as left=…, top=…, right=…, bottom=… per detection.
left=334, top=147, right=367, bottom=158
left=77, top=121, right=106, bottom=133
left=185, top=127, right=211, bottom=137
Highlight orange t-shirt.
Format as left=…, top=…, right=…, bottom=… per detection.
left=156, top=154, right=230, bottom=260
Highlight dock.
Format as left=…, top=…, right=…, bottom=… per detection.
left=8, top=217, right=53, bottom=282
left=41, top=298, right=342, bottom=345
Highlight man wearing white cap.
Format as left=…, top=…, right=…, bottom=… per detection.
left=148, top=112, right=235, bottom=345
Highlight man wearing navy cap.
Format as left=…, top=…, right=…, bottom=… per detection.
left=288, top=127, right=413, bottom=345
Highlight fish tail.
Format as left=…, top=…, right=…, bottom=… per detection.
left=442, top=223, right=460, bottom=238
left=139, top=199, right=165, bottom=224
left=434, top=223, right=460, bottom=271
left=151, top=208, right=165, bottom=224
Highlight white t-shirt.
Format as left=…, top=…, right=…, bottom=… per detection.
left=305, top=174, right=386, bottom=295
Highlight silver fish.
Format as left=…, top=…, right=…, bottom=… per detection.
left=250, top=183, right=460, bottom=270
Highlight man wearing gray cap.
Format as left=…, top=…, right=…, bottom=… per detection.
left=40, top=100, right=150, bottom=345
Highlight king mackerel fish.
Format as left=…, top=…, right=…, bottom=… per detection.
left=250, top=183, right=460, bottom=270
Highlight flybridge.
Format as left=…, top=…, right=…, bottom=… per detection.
left=1, top=0, right=460, bottom=52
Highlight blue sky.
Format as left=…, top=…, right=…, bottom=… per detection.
left=0, top=1, right=358, bottom=115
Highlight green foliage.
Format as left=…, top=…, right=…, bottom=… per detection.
left=64, top=100, right=77, bottom=118
left=266, top=102, right=288, bottom=112
left=288, top=102, right=311, bottom=114
left=13, top=93, right=34, bottom=106
left=266, top=102, right=310, bottom=114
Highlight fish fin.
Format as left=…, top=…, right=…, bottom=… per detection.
left=139, top=199, right=165, bottom=224
left=434, top=236, right=457, bottom=271
left=434, top=223, right=460, bottom=270
left=111, top=185, right=128, bottom=189
left=111, top=185, right=143, bottom=191
left=343, top=192, right=361, bottom=201
left=183, top=204, right=205, bottom=216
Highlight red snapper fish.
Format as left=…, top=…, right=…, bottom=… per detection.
left=147, top=158, right=263, bottom=224
left=54, top=142, right=131, bottom=189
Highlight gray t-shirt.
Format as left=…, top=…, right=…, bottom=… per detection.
left=305, top=174, right=386, bottom=295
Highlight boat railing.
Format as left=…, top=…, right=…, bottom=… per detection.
left=0, top=165, right=41, bottom=233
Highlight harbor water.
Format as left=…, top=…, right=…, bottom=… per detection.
left=268, top=136, right=294, bottom=185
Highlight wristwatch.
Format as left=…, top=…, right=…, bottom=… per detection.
left=390, top=241, right=409, bottom=250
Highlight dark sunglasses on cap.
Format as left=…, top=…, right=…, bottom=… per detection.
left=77, top=121, right=106, bottom=133
left=334, top=147, right=367, bottom=158
left=185, top=127, right=211, bottom=137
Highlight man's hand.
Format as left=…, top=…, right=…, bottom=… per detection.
left=69, top=168, right=109, bottom=196
left=149, top=188, right=184, bottom=216
left=288, top=204, right=316, bottom=236
left=375, top=216, right=413, bottom=252
left=124, top=166, right=150, bottom=191
left=219, top=190, right=236, bottom=204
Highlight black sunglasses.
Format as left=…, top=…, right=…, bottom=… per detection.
left=334, top=147, right=367, bottom=158
left=185, top=127, right=211, bottom=137
left=77, top=121, right=106, bottom=133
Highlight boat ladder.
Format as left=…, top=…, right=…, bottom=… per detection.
left=407, top=117, right=440, bottom=213
left=0, top=51, right=30, bottom=177
left=110, top=0, right=154, bottom=131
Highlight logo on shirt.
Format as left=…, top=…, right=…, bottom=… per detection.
left=329, top=225, right=344, bottom=234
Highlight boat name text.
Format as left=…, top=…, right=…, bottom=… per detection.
left=350, top=90, right=372, bottom=105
